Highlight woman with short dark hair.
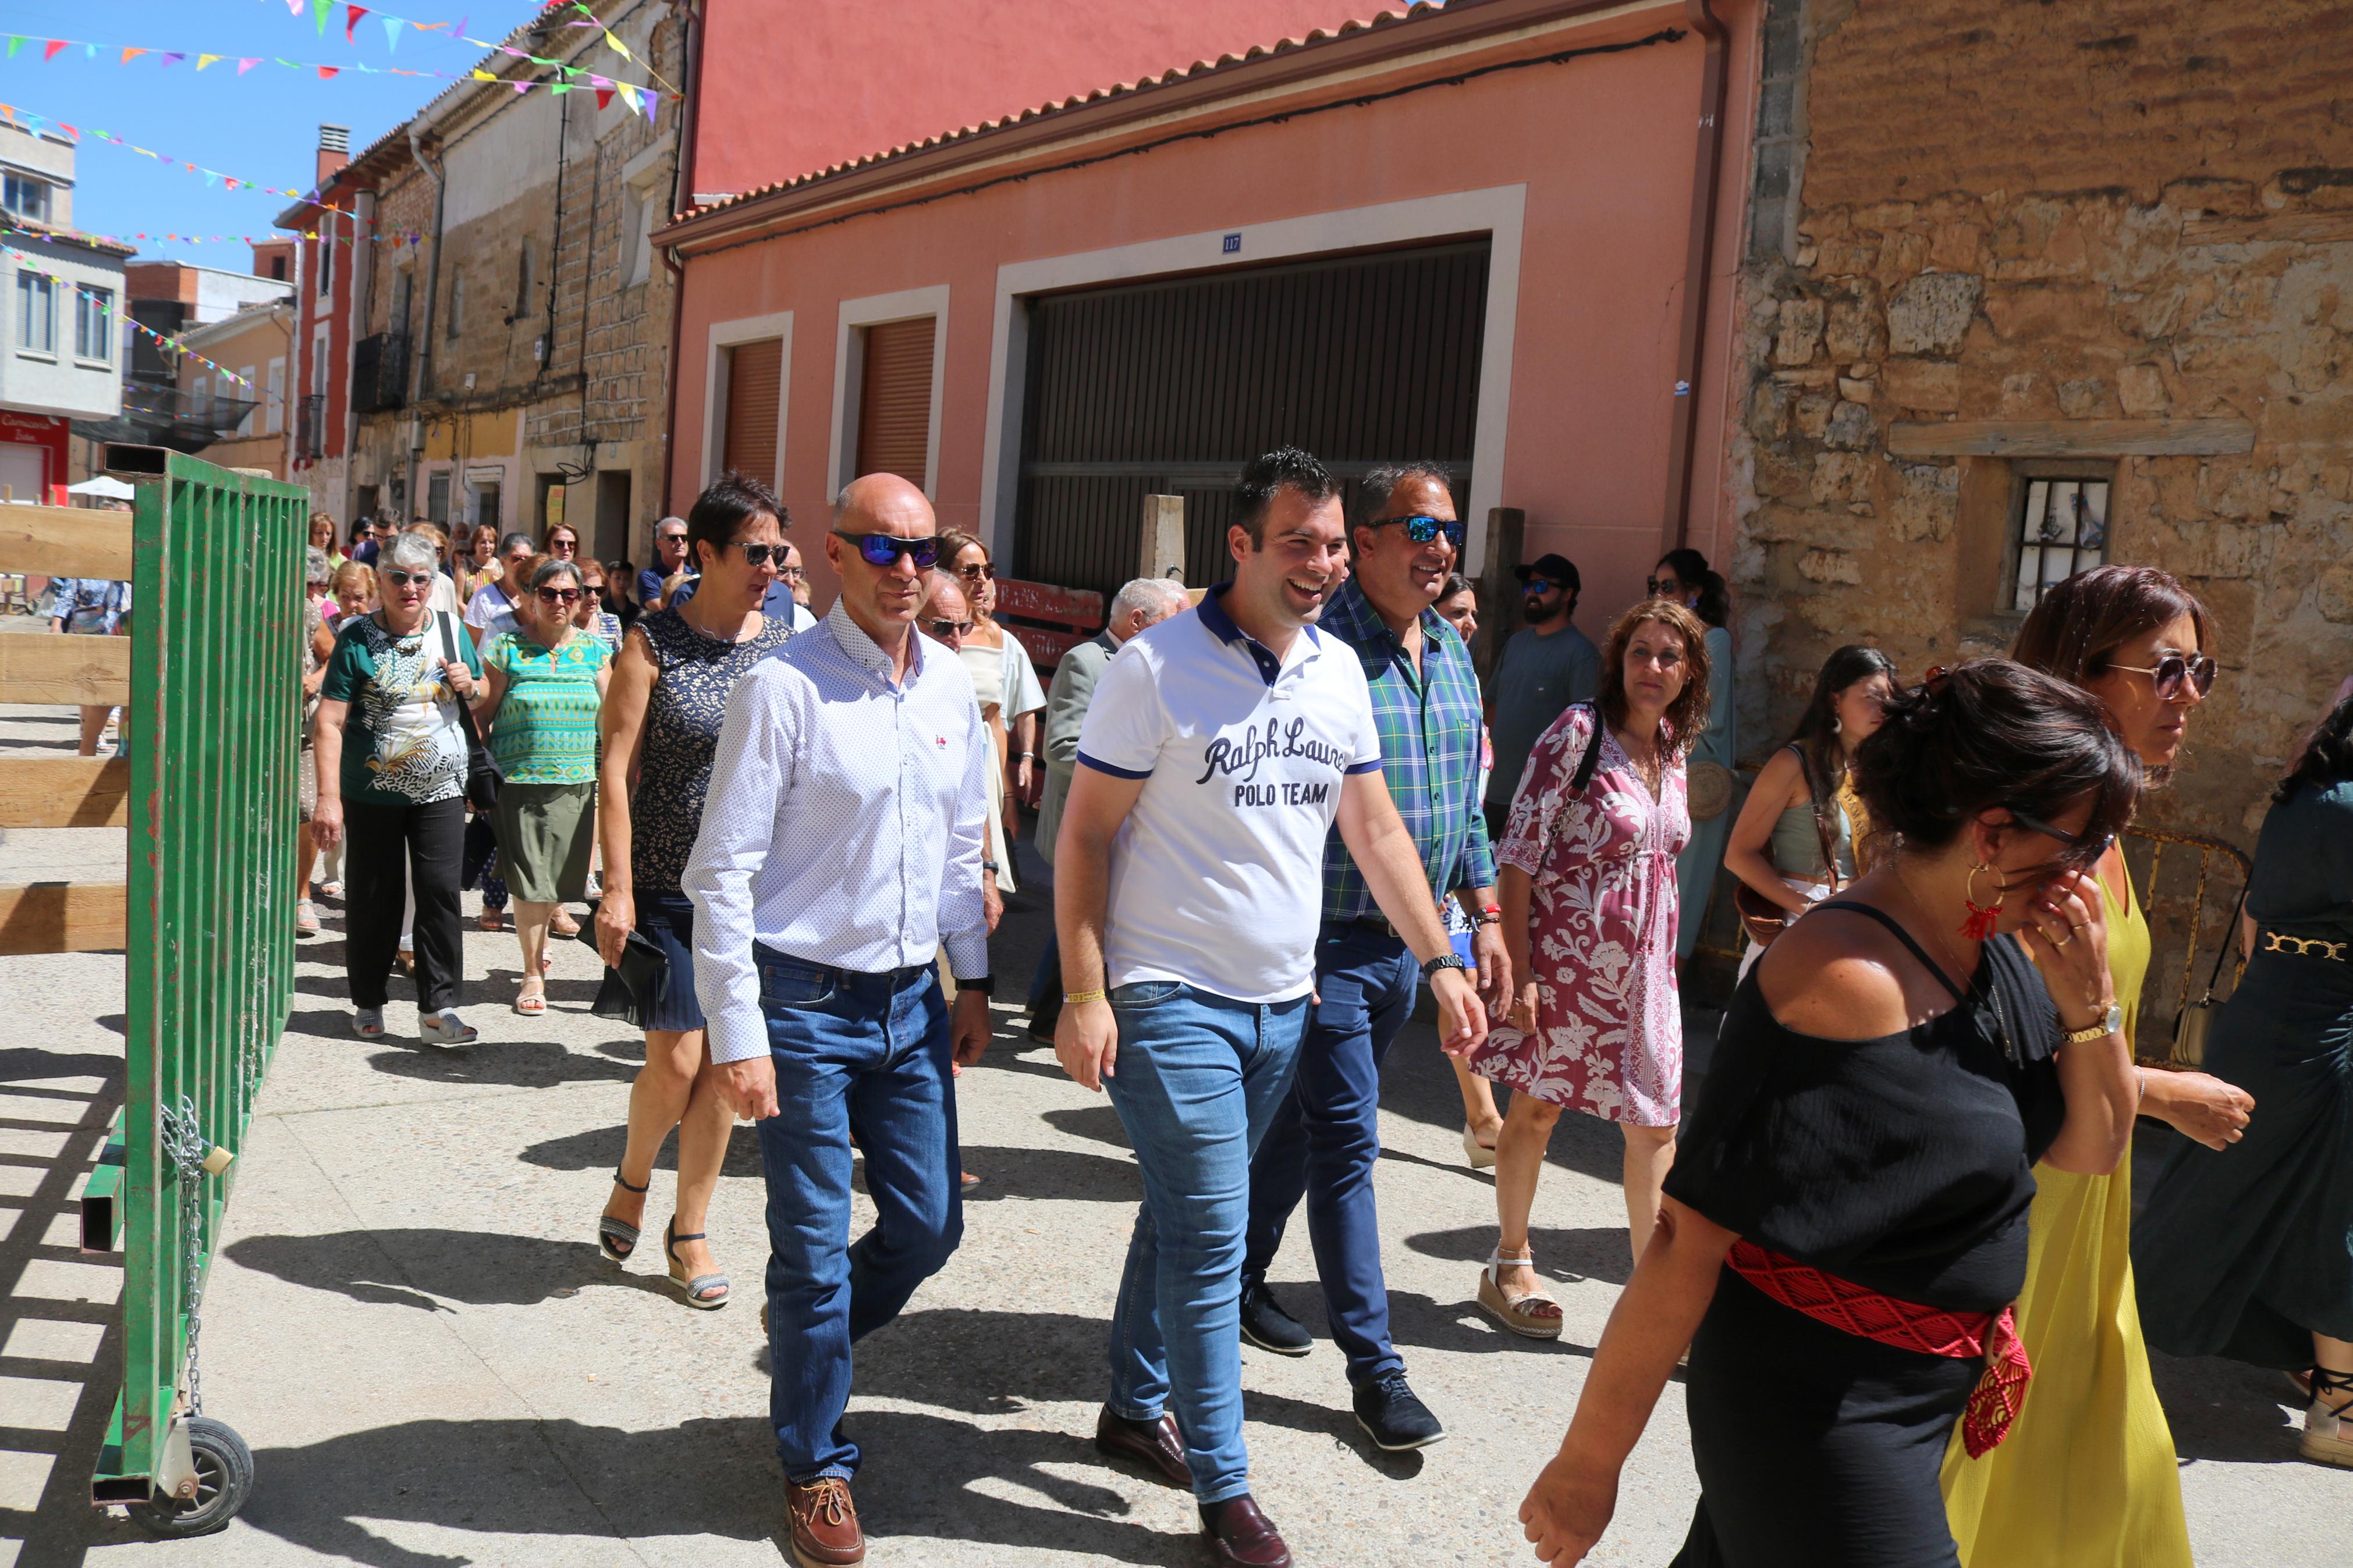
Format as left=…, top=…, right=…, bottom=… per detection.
left=1465, top=598, right=1710, bottom=1334
left=591, top=471, right=790, bottom=1309
left=473, top=556, right=612, bottom=1016
left=1518, top=659, right=2143, bottom=1568
left=2135, top=693, right=2353, bottom=1470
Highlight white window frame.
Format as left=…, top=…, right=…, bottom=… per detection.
left=265, top=356, right=286, bottom=435
left=15, top=271, right=56, bottom=355
left=619, top=140, right=674, bottom=290
left=2, top=172, right=51, bottom=225
left=237, top=365, right=258, bottom=435
left=829, top=285, right=950, bottom=501
left=700, top=308, right=793, bottom=492
left=975, top=185, right=1527, bottom=571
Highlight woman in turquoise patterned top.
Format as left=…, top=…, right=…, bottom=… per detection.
left=474, top=556, right=612, bottom=1016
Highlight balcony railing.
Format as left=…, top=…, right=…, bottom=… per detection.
left=352, top=333, right=409, bottom=414
left=294, top=394, right=327, bottom=462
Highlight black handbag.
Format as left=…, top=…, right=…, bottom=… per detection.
left=576, top=901, right=669, bottom=1028
left=437, top=611, right=502, bottom=812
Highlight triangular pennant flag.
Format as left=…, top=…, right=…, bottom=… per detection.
left=161, top=52, right=185, bottom=68
left=588, top=73, right=611, bottom=88
left=381, top=16, right=402, bottom=51
left=120, top=48, right=148, bottom=65
left=43, top=39, right=67, bottom=60
left=83, top=44, right=95, bottom=59
left=549, top=81, right=569, bottom=95
left=317, top=65, right=338, bottom=79
left=455, top=17, right=469, bottom=41
left=470, top=68, right=495, bottom=80
left=512, top=80, right=530, bottom=93
left=202, top=170, right=217, bottom=186
left=197, top=53, right=222, bottom=69
left=499, top=45, right=525, bottom=58
left=641, top=90, right=656, bottom=122
left=5, top=37, right=23, bottom=59
left=286, top=0, right=303, bottom=12
left=604, top=29, right=633, bottom=60
left=314, top=0, right=334, bottom=34
left=594, top=87, right=612, bottom=111
left=237, top=57, right=261, bottom=74
left=346, top=6, right=368, bottom=45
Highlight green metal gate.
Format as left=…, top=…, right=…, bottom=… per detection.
left=80, top=453, right=307, bottom=1532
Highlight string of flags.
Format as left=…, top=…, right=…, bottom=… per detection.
left=2, top=18, right=673, bottom=107
left=1, top=222, right=260, bottom=391
left=245, top=0, right=683, bottom=99
left=0, top=101, right=384, bottom=219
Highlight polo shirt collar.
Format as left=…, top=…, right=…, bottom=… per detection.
left=826, top=599, right=926, bottom=685
left=1199, top=582, right=1321, bottom=687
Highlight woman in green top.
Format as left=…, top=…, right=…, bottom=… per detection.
left=474, top=556, right=612, bottom=1016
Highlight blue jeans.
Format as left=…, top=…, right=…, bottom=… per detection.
left=754, top=950, right=963, bottom=1482
left=1242, top=924, right=1419, bottom=1385
left=1103, top=982, right=1308, bottom=1504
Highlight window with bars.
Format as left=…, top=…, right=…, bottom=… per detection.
left=2011, top=476, right=2111, bottom=611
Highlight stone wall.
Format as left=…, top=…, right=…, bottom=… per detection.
left=1729, top=0, right=2353, bottom=857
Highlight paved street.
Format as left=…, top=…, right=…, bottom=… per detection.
left=0, top=688, right=2344, bottom=1566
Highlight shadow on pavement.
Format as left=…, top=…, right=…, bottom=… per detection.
left=957, top=1145, right=1140, bottom=1203
left=1041, top=1103, right=1133, bottom=1150
left=519, top=1122, right=764, bottom=1179
left=363, top=1041, right=640, bottom=1089
left=223, top=1227, right=672, bottom=1311
left=1402, top=1223, right=1635, bottom=1288
left=2150, top=1350, right=2306, bottom=1465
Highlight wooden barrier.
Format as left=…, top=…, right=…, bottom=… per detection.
left=0, top=502, right=135, bottom=581
left=0, top=633, right=132, bottom=707
left=0, top=756, right=130, bottom=828
left=0, top=882, right=127, bottom=956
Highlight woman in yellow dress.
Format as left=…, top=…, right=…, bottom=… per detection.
left=1942, top=565, right=2256, bottom=1565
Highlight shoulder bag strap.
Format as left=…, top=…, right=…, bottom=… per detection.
left=1568, top=703, right=1608, bottom=794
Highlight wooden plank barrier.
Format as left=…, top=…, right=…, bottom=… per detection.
left=0, top=634, right=132, bottom=707
left=0, top=756, right=131, bottom=828
left=0, top=881, right=128, bottom=957
left=0, top=502, right=136, bottom=581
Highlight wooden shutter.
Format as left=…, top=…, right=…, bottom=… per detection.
left=854, top=318, right=936, bottom=488
left=721, top=338, right=783, bottom=483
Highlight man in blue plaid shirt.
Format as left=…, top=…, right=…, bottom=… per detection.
left=1237, top=463, right=1510, bottom=1452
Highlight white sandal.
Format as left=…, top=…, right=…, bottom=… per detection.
left=1477, top=1247, right=1564, bottom=1340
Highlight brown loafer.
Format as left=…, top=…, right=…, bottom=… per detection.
left=1094, top=1404, right=1192, bottom=1489
left=1200, top=1495, right=1291, bottom=1567
left=785, top=1476, right=863, bottom=1567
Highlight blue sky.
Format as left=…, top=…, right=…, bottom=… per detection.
left=4, top=0, right=546, bottom=266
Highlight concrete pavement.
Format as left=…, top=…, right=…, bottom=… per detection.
left=0, top=683, right=2342, bottom=1564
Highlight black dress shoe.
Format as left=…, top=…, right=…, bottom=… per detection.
left=1199, top=1495, right=1291, bottom=1567
left=1094, top=1405, right=1192, bottom=1488
left=1353, top=1370, right=1445, bottom=1450
left=1237, top=1281, right=1312, bottom=1357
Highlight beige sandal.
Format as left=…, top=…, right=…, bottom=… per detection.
left=1478, top=1247, right=1564, bottom=1340
left=2304, top=1368, right=2353, bottom=1469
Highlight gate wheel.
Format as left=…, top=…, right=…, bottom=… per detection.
left=126, top=1417, right=253, bottom=1538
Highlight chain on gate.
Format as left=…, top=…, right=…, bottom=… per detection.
left=156, top=1096, right=213, bottom=1417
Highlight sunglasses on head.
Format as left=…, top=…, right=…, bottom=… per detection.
left=2106, top=653, right=2217, bottom=701
left=1374, top=514, right=1465, bottom=549
left=834, top=531, right=942, bottom=569
left=925, top=617, right=975, bottom=639
left=535, top=586, right=581, bottom=605
left=381, top=568, right=432, bottom=587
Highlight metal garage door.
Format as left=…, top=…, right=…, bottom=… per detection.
left=1015, top=240, right=1489, bottom=599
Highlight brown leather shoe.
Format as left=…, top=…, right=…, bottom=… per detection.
left=1199, top=1495, right=1291, bottom=1567
left=785, top=1476, right=864, bottom=1567
left=1093, top=1404, right=1193, bottom=1489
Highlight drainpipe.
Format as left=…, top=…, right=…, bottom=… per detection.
left=1660, top=0, right=1731, bottom=554
left=656, top=0, right=703, bottom=530
left=408, top=122, right=447, bottom=521
left=340, top=191, right=377, bottom=525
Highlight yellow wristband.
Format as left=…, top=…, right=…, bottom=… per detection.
left=1063, top=989, right=1108, bottom=1006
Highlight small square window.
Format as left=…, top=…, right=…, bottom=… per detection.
left=2011, top=476, right=2110, bottom=611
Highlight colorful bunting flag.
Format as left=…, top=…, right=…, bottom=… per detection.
left=346, top=7, right=368, bottom=45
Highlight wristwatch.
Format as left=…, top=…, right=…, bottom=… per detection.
left=2059, top=1002, right=2124, bottom=1047
left=957, top=975, right=995, bottom=997
left=1420, top=952, right=1469, bottom=982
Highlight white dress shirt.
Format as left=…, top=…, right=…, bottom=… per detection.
left=684, top=601, right=993, bottom=1064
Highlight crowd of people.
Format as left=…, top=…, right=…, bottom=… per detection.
left=288, top=451, right=2353, bottom=1568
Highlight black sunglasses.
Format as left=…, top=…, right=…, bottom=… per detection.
left=1646, top=575, right=1681, bottom=598
left=954, top=559, right=995, bottom=581
left=1522, top=576, right=1563, bottom=595
left=725, top=542, right=783, bottom=568
left=925, top=618, right=975, bottom=639
left=535, top=586, right=581, bottom=605
left=834, top=531, right=942, bottom=569
left=1373, top=514, right=1465, bottom=549
left=2106, top=654, right=2217, bottom=701
left=2006, top=806, right=2115, bottom=867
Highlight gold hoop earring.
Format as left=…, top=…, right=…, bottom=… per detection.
left=1961, top=861, right=2002, bottom=941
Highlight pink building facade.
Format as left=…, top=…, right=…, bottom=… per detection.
left=663, top=0, right=1762, bottom=627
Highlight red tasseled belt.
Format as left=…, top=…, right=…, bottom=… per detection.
left=1724, top=1239, right=2031, bottom=1458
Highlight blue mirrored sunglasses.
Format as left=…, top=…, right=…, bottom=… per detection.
left=832, top=531, right=941, bottom=569
left=1375, top=513, right=1466, bottom=549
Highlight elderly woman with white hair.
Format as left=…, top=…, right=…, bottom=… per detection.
left=312, top=529, right=486, bottom=1047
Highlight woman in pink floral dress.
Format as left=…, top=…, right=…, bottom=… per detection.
left=1468, top=599, right=1711, bottom=1338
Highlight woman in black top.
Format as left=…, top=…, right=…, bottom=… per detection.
left=1519, top=662, right=2143, bottom=1568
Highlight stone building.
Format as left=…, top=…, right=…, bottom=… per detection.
left=1727, top=0, right=2353, bottom=867
left=306, top=1, right=683, bottom=561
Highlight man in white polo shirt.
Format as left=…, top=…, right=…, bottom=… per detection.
left=1053, top=447, right=1488, bottom=1568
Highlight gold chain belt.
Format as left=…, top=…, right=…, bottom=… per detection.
left=2263, top=931, right=2350, bottom=962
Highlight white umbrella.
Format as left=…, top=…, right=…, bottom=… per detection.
left=68, top=476, right=136, bottom=500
